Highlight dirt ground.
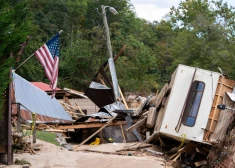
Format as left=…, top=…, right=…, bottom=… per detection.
left=2, top=139, right=173, bottom=168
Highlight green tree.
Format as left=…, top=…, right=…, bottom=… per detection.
left=167, top=0, right=235, bottom=78
left=0, top=0, right=31, bottom=118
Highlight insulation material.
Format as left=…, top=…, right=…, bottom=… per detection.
left=12, top=72, right=72, bottom=122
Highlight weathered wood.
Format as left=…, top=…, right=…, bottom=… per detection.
left=116, top=143, right=152, bottom=152
left=33, top=123, right=36, bottom=144
left=146, top=107, right=156, bottom=128
left=126, top=117, right=147, bottom=133
left=169, top=147, right=185, bottom=160
left=196, top=147, right=207, bottom=156
left=57, top=120, right=127, bottom=130
left=204, top=76, right=235, bottom=141
left=114, top=45, right=127, bottom=63
left=155, top=83, right=169, bottom=109
left=209, top=76, right=224, bottom=134
left=159, top=137, right=166, bottom=147
left=135, top=132, right=159, bottom=150
left=118, top=85, right=128, bottom=109
left=120, top=124, right=126, bottom=143
left=74, top=102, right=85, bottom=115
left=74, top=117, right=115, bottom=150
left=144, top=148, right=163, bottom=155
left=195, top=160, right=207, bottom=167
left=45, top=129, right=64, bottom=133
left=173, top=152, right=182, bottom=161
left=17, top=103, right=21, bottom=132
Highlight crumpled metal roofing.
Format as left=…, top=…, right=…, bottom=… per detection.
left=12, top=72, right=72, bottom=122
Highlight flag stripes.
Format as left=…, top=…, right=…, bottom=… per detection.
left=34, top=34, right=60, bottom=97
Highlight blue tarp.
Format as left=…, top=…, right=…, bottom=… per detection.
left=12, top=72, right=72, bottom=121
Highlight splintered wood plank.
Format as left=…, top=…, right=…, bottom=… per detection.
left=204, top=76, right=235, bottom=141
left=120, top=124, right=126, bottom=143
left=210, top=77, right=223, bottom=126
left=74, top=117, right=116, bottom=150
left=126, top=117, right=147, bottom=133
left=56, top=120, right=127, bottom=129
left=204, top=76, right=224, bottom=141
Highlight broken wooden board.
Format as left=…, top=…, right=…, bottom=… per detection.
left=146, top=107, right=156, bottom=128
left=116, top=143, right=152, bottom=152
left=74, top=117, right=116, bottom=150
left=126, top=117, right=147, bottom=133
left=75, top=143, right=151, bottom=154
left=56, top=120, right=127, bottom=130
left=204, top=76, right=235, bottom=141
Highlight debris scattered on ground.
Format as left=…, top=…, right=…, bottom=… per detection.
left=14, top=158, right=31, bottom=166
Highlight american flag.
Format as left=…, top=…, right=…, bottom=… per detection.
left=34, top=34, right=60, bottom=97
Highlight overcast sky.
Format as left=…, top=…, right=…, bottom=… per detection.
left=130, top=0, right=235, bottom=22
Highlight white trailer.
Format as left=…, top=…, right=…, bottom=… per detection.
left=154, top=64, right=235, bottom=143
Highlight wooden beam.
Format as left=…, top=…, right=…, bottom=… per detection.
left=114, top=45, right=127, bottom=62
left=74, top=117, right=115, bottom=150
left=209, top=76, right=224, bottom=133
left=120, top=124, right=126, bottom=143
left=126, top=117, right=147, bottom=133
left=118, top=85, right=128, bottom=109
left=116, top=143, right=152, bottom=152
left=74, top=102, right=85, bottom=115
left=57, top=120, right=127, bottom=129
left=17, top=103, right=21, bottom=132
left=135, top=132, right=159, bottom=150
left=59, top=101, right=76, bottom=108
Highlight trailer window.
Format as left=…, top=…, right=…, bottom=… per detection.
left=182, top=81, right=205, bottom=127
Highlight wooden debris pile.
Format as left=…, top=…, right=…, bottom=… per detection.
left=59, top=100, right=85, bottom=120
left=12, top=130, right=36, bottom=155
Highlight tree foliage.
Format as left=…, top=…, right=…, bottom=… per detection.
left=0, top=0, right=31, bottom=118
left=2, top=0, right=235, bottom=106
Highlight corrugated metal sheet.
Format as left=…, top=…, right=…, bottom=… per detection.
left=31, top=82, right=62, bottom=91
left=12, top=72, right=72, bottom=122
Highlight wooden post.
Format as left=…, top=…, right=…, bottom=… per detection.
left=33, top=122, right=36, bottom=144
left=17, top=103, right=21, bottom=132
left=120, top=124, right=126, bottom=143
left=32, top=113, right=36, bottom=144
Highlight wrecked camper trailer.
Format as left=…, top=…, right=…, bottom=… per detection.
left=154, top=64, right=235, bottom=144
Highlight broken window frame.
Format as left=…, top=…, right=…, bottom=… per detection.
left=182, top=80, right=205, bottom=127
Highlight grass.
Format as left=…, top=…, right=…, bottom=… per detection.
left=27, top=130, right=60, bottom=146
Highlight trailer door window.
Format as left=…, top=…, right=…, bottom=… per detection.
left=182, top=81, right=205, bottom=127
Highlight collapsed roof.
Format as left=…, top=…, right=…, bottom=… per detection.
left=12, top=72, right=72, bottom=123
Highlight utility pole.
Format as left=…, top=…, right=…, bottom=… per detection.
left=101, top=5, right=120, bottom=102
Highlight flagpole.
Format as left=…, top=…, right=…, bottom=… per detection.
left=14, top=53, right=34, bottom=71
left=14, top=30, right=63, bottom=72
